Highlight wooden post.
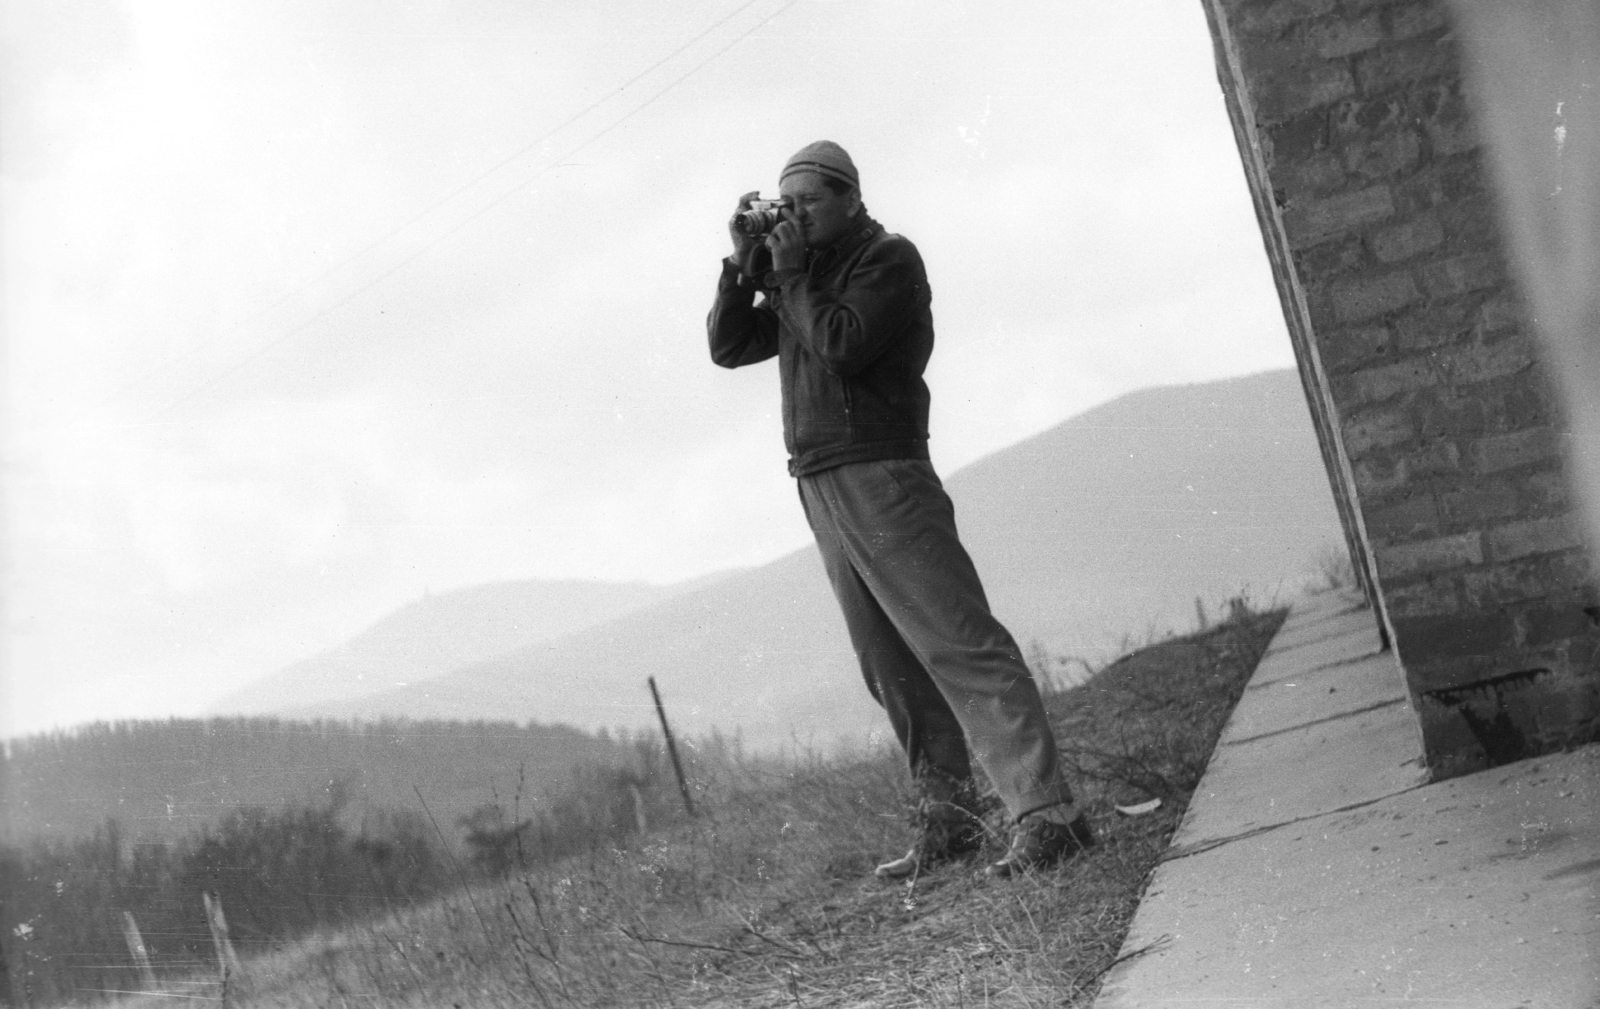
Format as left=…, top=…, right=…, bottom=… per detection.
left=628, top=784, right=648, bottom=834
left=0, top=927, right=17, bottom=1009
left=647, top=677, right=695, bottom=817
left=120, top=912, right=159, bottom=992
left=202, top=891, right=243, bottom=988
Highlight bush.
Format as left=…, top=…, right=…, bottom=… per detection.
left=0, top=796, right=451, bottom=1004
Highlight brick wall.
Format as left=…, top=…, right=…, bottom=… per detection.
left=1202, top=0, right=1599, bottom=777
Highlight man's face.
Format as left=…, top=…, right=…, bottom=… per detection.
left=777, top=171, right=861, bottom=249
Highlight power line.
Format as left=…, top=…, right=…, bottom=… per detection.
left=255, top=0, right=770, bottom=320
left=143, top=0, right=794, bottom=419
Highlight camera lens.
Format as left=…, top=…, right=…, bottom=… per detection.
left=735, top=210, right=772, bottom=236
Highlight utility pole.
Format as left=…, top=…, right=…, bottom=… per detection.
left=648, top=676, right=695, bottom=817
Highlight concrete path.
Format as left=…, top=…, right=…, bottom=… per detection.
left=1095, top=589, right=1599, bottom=1008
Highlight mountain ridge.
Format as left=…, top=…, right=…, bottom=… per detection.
left=258, top=369, right=1342, bottom=750
left=214, top=572, right=740, bottom=713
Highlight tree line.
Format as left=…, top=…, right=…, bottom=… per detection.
left=2, top=716, right=621, bottom=847
left=0, top=731, right=677, bottom=1006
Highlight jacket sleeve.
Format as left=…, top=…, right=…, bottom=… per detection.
left=707, top=258, right=780, bottom=368
left=771, top=237, right=927, bottom=377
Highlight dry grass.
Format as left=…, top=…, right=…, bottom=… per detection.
left=1310, top=542, right=1358, bottom=592
left=118, top=607, right=1285, bottom=1009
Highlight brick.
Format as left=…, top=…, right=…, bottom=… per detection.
left=1375, top=531, right=1483, bottom=579
left=1487, top=514, right=1585, bottom=562
left=1414, top=385, right=1499, bottom=439
left=1356, top=39, right=1458, bottom=95
left=1352, top=439, right=1460, bottom=495
left=1345, top=128, right=1422, bottom=179
left=1369, top=214, right=1444, bottom=263
left=1282, top=184, right=1395, bottom=246
left=1426, top=108, right=1481, bottom=156
left=1334, top=353, right=1433, bottom=403
left=1236, top=0, right=1341, bottom=35
left=1437, top=339, right=1535, bottom=385
left=1351, top=456, right=1406, bottom=496
left=1518, top=600, right=1600, bottom=649
left=1412, top=438, right=1464, bottom=475
left=1392, top=297, right=1476, bottom=352
left=1411, top=74, right=1480, bottom=156
left=1321, top=324, right=1393, bottom=373
left=1436, top=158, right=1491, bottom=202
left=1478, top=295, right=1523, bottom=335
left=1436, top=196, right=1502, bottom=250
left=1421, top=376, right=1548, bottom=440
left=1306, top=291, right=1342, bottom=332
left=1439, top=480, right=1523, bottom=528
left=1342, top=403, right=1415, bottom=454
left=1493, top=379, right=1553, bottom=431
left=1302, top=12, right=1385, bottom=57
left=1393, top=318, right=1460, bottom=354
left=1393, top=609, right=1515, bottom=662
left=1367, top=492, right=1441, bottom=539
left=1385, top=575, right=1461, bottom=618
left=1331, top=271, right=1421, bottom=322
left=1333, top=94, right=1406, bottom=139
left=1522, top=471, right=1573, bottom=513
left=1420, top=253, right=1504, bottom=299
left=1268, top=110, right=1331, bottom=164
left=1281, top=153, right=1348, bottom=196
left=1253, top=61, right=1358, bottom=122
left=1395, top=158, right=1487, bottom=215
left=1470, top=427, right=1563, bottom=474
left=1294, top=235, right=1367, bottom=276
left=1462, top=553, right=1596, bottom=607
left=1387, top=2, right=1450, bottom=39
left=1413, top=76, right=1464, bottom=117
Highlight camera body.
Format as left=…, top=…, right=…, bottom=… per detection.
left=733, top=197, right=793, bottom=237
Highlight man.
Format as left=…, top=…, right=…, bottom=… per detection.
left=706, top=140, right=1093, bottom=878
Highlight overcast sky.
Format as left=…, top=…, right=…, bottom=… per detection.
left=2, top=0, right=1295, bottom=738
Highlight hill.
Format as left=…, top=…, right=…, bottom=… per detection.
left=270, top=370, right=1342, bottom=749
left=213, top=575, right=732, bottom=714
left=8, top=605, right=1288, bottom=1006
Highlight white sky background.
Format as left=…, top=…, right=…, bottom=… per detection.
left=1, top=0, right=1295, bottom=738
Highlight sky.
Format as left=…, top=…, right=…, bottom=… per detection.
left=1, top=0, right=1296, bottom=738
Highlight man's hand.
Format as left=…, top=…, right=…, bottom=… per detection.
left=728, top=190, right=762, bottom=269
left=765, top=208, right=806, bottom=272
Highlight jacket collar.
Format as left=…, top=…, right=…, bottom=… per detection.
left=810, top=215, right=883, bottom=273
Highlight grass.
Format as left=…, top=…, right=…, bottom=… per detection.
left=120, top=604, right=1286, bottom=1009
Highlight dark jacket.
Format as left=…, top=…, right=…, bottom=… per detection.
left=707, top=217, right=935, bottom=477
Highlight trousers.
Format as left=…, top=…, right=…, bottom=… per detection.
left=798, top=458, right=1076, bottom=821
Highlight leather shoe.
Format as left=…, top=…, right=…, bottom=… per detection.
left=874, top=814, right=983, bottom=879
left=985, top=812, right=1094, bottom=878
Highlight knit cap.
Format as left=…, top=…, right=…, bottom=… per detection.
left=780, top=140, right=859, bottom=188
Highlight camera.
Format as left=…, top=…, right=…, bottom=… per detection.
left=733, top=197, right=792, bottom=237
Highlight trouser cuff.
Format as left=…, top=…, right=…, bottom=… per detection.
left=1020, top=801, right=1080, bottom=826
left=1013, top=788, right=1078, bottom=824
